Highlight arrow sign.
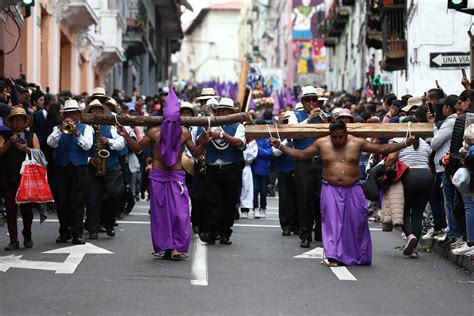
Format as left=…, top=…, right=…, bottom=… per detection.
left=0, top=243, right=113, bottom=274
left=430, top=52, right=470, bottom=68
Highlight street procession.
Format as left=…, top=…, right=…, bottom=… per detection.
left=0, top=0, right=472, bottom=315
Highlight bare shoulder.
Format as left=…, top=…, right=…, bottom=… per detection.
left=349, top=135, right=365, bottom=146
left=316, top=135, right=330, bottom=145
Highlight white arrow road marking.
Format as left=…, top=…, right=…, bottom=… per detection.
left=294, top=247, right=324, bottom=259
left=296, top=247, right=358, bottom=281
left=190, top=236, right=208, bottom=286
left=0, top=243, right=113, bottom=274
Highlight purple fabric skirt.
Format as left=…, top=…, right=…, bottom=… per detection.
left=320, top=180, right=372, bottom=266
left=149, top=167, right=190, bottom=253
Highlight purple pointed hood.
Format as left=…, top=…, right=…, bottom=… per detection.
left=159, top=88, right=182, bottom=167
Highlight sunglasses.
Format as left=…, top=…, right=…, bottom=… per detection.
left=302, top=97, right=319, bottom=103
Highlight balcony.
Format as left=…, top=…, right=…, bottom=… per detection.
left=123, top=17, right=148, bottom=59
left=380, top=1, right=406, bottom=71
left=325, top=6, right=350, bottom=38
left=63, top=0, right=99, bottom=31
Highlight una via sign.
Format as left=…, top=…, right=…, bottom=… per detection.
left=430, top=52, right=470, bottom=68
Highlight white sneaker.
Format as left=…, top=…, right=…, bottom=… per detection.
left=401, top=232, right=407, bottom=240
left=451, top=243, right=474, bottom=256
left=434, top=232, right=447, bottom=241
left=254, top=209, right=261, bottom=219
left=450, top=238, right=465, bottom=249
left=422, top=228, right=434, bottom=240
left=260, top=209, right=266, bottom=218
left=241, top=212, right=248, bottom=219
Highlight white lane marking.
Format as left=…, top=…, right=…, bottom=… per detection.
left=190, top=236, right=208, bottom=286
left=34, top=219, right=383, bottom=231
left=322, top=259, right=358, bottom=281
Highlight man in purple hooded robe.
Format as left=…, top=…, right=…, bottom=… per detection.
left=118, top=89, right=210, bottom=260
left=270, top=121, right=415, bottom=266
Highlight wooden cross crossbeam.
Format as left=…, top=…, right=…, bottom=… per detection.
left=81, top=112, right=251, bottom=127
left=245, top=123, right=434, bottom=139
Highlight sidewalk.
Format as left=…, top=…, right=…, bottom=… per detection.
left=421, top=238, right=474, bottom=273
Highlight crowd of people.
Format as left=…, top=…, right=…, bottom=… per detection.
left=0, top=73, right=473, bottom=265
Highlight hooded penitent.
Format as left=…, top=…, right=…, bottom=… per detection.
left=159, top=88, right=182, bottom=167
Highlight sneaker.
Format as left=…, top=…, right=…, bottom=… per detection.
left=403, top=235, right=417, bottom=256
left=435, top=233, right=448, bottom=242
left=451, top=243, right=474, bottom=256
left=439, top=238, right=456, bottom=248
left=421, top=228, right=435, bottom=240
left=449, top=238, right=465, bottom=249
left=23, top=238, right=33, bottom=249
left=409, top=249, right=419, bottom=259
left=401, top=232, right=407, bottom=240
left=241, top=212, right=248, bottom=219
left=260, top=209, right=266, bottom=218
left=254, top=209, right=261, bottom=219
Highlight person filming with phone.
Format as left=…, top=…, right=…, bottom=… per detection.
left=0, top=107, right=40, bottom=251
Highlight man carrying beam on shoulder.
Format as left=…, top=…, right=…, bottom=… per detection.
left=270, top=120, right=415, bottom=267
left=117, top=89, right=211, bottom=260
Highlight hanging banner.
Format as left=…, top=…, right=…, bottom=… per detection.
left=291, top=0, right=327, bottom=85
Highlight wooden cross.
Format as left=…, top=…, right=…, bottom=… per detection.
left=81, top=113, right=433, bottom=139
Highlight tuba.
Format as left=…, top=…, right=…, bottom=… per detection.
left=94, top=125, right=110, bottom=176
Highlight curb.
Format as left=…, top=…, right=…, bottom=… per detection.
left=421, top=238, right=473, bottom=273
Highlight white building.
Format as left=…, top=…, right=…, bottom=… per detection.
left=392, top=0, right=471, bottom=96
left=177, top=1, right=244, bottom=83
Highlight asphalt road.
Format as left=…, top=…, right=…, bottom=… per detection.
left=0, top=197, right=472, bottom=315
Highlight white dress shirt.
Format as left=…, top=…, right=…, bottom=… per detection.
left=47, top=124, right=94, bottom=151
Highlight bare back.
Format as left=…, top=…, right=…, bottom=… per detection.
left=147, top=126, right=188, bottom=170
left=317, top=135, right=363, bottom=186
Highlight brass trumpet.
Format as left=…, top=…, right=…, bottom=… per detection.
left=61, top=120, right=77, bottom=134
left=318, top=109, right=333, bottom=123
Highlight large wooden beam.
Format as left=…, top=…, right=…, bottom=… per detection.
left=245, top=123, right=434, bottom=139
left=81, top=112, right=251, bottom=127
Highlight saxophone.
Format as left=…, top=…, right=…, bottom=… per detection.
left=94, top=125, right=110, bottom=176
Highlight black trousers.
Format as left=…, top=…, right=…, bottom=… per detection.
left=203, top=164, right=242, bottom=238
left=190, top=164, right=206, bottom=230
left=85, top=165, right=123, bottom=232
left=278, top=172, right=297, bottom=231
left=294, top=161, right=323, bottom=241
left=402, top=168, right=434, bottom=243
left=118, top=155, right=135, bottom=214
left=54, top=164, right=88, bottom=238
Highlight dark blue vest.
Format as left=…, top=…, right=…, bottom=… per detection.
left=54, top=123, right=89, bottom=167
left=198, top=124, right=243, bottom=164
left=89, top=125, right=119, bottom=168
left=277, top=140, right=295, bottom=174
left=293, top=110, right=322, bottom=150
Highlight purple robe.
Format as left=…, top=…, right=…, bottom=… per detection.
left=159, top=88, right=182, bottom=167
left=320, top=180, right=372, bottom=266
left=149, top=168, right=190, bottom=253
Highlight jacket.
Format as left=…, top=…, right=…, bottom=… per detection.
left=431, top=114, right=456, bottom=173
left=251, top=139, right=272, bottom=176
left=447, top=110, right=472, bottom=176
left=379, top=181, right=404, bottom=231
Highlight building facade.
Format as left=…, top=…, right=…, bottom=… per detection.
left=177, top=1, right=244, bottom=83
left=0, top=0, right=182, bottom=95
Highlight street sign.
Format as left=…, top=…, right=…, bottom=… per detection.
left=430, top=52, right=470, bottom=68
left=0, top=243, right=113, bottom=274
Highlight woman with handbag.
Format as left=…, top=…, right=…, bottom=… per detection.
left=386, top=122, right=433, bottom=258
left=0, top=107, right=40, bottom=250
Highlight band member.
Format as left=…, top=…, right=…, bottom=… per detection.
left=0, top=107, right=39, bottom=250
left=84, top=99, right=125, bottom=240
left=197, top=98, right=246, bottom=245
left=47, top=100, right=93, bottom=244
left=270, top=121, right=415, bottom=266
left=118, top=89, right=209, bottom=260
left=288, top=86, right=329, bottom=248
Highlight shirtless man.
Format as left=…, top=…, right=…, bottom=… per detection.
left=270, top=120, right=415, bottom=266
left=117, top=93, right=210, bottom=260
